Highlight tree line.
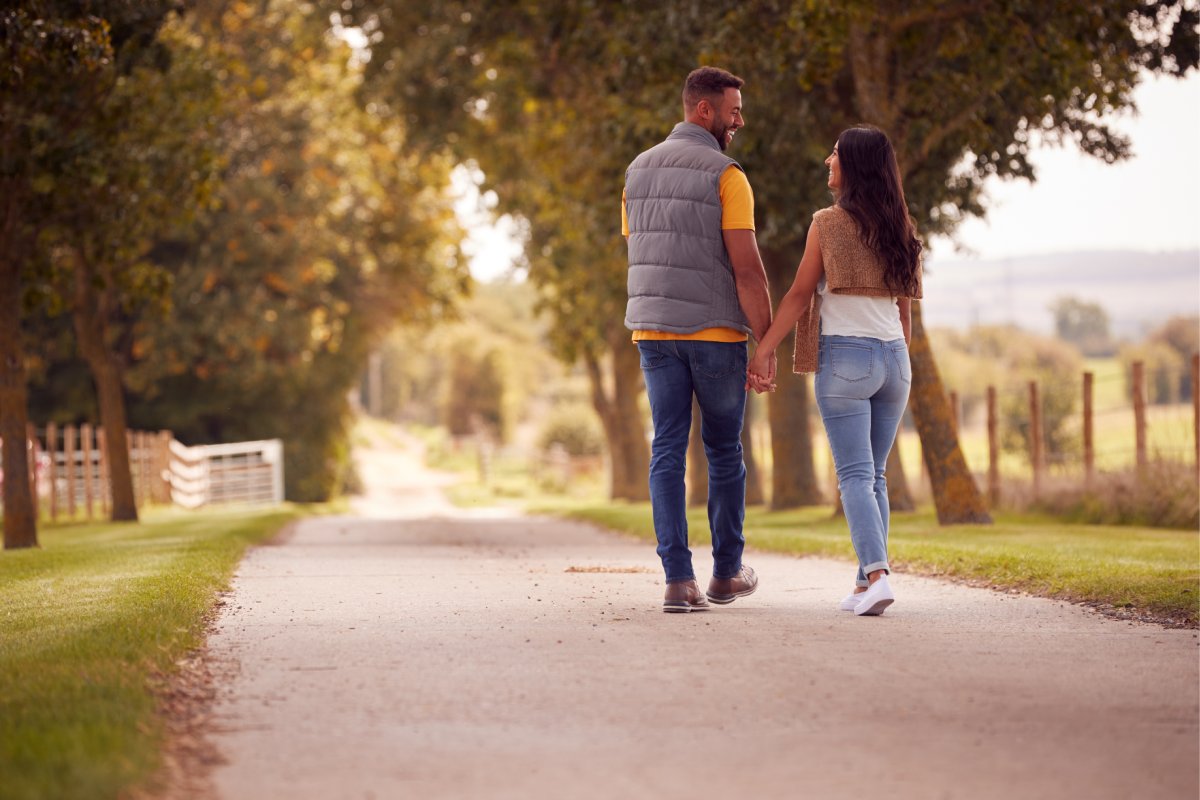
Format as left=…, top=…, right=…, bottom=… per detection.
left=336, top=0, right=1196, bottom=520
left=3, top=1, right=1196, bottom=549
left=3, top=0, right=465, bottom=548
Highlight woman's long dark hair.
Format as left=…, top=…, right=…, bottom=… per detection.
left=834, top=126, right=922, bottom=296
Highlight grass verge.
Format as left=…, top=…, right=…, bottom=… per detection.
left=0, top=505, right=306, bottom=800
left=533, top=500, right=1200, bottom=627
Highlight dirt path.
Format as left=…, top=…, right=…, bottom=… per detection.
left=191, top=433, right=1199, bottom=800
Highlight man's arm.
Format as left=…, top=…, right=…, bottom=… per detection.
left=724, top=228, right=776, bottom=391
left=724, top=228, right=772, bottom=342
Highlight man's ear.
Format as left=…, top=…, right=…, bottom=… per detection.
left=696, top=97, right=713, bottom=121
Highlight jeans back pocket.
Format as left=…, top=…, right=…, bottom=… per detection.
left=829, top=343, right=874, bottom=382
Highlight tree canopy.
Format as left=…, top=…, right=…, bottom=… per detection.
left=342, top=0, right=1196, bottom=518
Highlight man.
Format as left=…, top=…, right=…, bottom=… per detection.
left=622, top=66, right=775, bottom=613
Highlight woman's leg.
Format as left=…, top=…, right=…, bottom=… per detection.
left=867, top=341, right=912, bottom=576
left=815, top=338, right=889, bottom=582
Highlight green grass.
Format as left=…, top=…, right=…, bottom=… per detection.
left=534, top=501, right=1200, bottom=626
left=0, top=505, right=306, bottom=800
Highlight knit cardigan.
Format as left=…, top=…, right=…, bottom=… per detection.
left=792, top=206, right=923, bottom=374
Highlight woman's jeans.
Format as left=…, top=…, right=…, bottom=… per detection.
left=637, top=340, right=747, bottom=584
left=815, top=335, right=911, bottom=587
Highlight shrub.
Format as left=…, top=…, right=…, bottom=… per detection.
left=537, top=403, right=604, bottom=457
left=999, top=462, right=1199, bottom=529
left=930, top=325, right=1083, bottom=462
left=1118, top=340, right=1187, bottom=405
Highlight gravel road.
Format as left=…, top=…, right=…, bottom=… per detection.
left=187, top=434, right=1199, bottom=800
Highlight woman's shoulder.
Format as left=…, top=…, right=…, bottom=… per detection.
left=812, top=205, right=856, bottom=239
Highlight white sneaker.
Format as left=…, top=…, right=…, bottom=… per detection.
left=838, top=592, right=865, bottom=611
left=854, top=575, right=894, bottom=616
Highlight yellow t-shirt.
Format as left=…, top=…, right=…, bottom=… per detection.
left=623, top=165, right=755, bottom=343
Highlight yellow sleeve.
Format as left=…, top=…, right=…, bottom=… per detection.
left=621, top=188, right=629, bottom=236
left=719, top=166, right=755, bottom=230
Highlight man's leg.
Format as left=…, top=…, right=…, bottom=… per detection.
left=686, top=341, right=749, bottom=580
left=638, top=341, right=695, bottom=583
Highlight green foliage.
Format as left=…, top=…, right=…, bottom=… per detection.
left=1145, top=314, right=1199, bottom=402
left=0, top=506, right=304, bottom=800
left=537, top=402, right=605, bottom=457
left=343, top=0, right=1197, bottom=508
left=373, top=280, right=565, bottom=442
left=1051, top=296, right=1114, bottom=357
left=442, top=337, right=512, bottom=441
left=930, top=325, right=1083, bottom=461
left=1118, top=339, right=1189, bottom=405
left=17, top=1, right=468, bottom=501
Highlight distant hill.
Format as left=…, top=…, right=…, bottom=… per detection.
left=921, top=249, right=1199, bottom=339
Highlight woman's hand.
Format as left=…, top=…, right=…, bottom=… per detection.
left=747, top=349, right=777, bottom=393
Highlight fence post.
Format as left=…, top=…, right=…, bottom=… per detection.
left=135, top=430, right=147, bottom=509
left=157, top=431, right=172, bottom=503
left=81, top=422, right=94, bottom=521
left=986, top=385, right=999, bottom=507
left=1029, top=380, right=1043, bottom=499
left=26, top=423, right=39, bottom=520
left=97, top=426, right=110, bottom=517
left=65, top=424, right=77, bottom=519
left=1192, top=353, right=1198, bottom=483
left=1131, top=360, right=1147, bottom=470
left=1082, top=371, right=1095, bottom=490
left=47, top=422, right=58, bottom=522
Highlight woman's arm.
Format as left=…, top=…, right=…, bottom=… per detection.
left=899, top=297, right=911, bottom=345
left=748, top=222, right=824, bottom=377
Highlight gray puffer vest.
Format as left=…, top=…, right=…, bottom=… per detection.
left=623, top=121, right=752, bottom=335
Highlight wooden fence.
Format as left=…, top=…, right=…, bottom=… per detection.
left=938, top=355, right=1200, bottom=502
left=1, top=426, right=284, bottom=521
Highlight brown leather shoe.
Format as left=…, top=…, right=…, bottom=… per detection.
left=706, top=564, right=758, bottom=604
left=663, top=579, right=710, bottom=613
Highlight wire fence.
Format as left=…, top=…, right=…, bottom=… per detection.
left=936, top=355, right=1199, bottom=503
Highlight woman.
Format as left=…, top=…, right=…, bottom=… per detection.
left=748, top=125, right=922, bottom=616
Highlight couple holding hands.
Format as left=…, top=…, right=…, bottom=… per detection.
left=622, top=67, right=922, bottom=617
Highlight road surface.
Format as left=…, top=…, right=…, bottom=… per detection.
left=179, top=432, right=1199, bottom=799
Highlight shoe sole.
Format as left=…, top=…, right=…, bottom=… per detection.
left=705, top=585, right=758, bottom=605
left=663, top=603, right=710, bottom=613
left=855, top=597, right=894, bottom=616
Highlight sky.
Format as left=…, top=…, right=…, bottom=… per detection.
left=457, top=70, right=1200, bottom=287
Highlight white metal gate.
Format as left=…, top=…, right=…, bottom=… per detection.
left=168, top=439, right=284, bottom=509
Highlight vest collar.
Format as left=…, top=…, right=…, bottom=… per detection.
left=667, top=121, right=721, bottom=150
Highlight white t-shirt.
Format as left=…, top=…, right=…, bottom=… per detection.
left=818, top=277, right=904, bottom=340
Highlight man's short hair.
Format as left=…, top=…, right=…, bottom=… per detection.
left=683, top=66, right=744, bottom=111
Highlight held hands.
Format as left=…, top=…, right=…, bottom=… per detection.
left=746, top=349, right=777, bottom=394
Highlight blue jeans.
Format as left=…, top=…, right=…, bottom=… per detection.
left=814, top=335, right=911, bottom=587
left=637, top=340, right=748, bottom=584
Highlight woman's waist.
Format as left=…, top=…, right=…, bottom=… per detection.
left=819, top=333, right=906, bottom=349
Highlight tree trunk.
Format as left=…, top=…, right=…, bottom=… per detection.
left=0, top=248, right=38, bottom=549
left=743, top=394, right=764, bottom=506
left=886, top=433, right=915, bottom=512
left=586, top=335, right=650, bottom=502
left=72, top=264, right=138, bottom=522
left=686, top=397, right=706, bottom=507
left=909, top=301, right=991, bottom=524
left=761, top=246, right=822, bottom=509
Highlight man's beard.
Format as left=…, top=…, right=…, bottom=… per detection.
left=710, top=121, right=733, bottom=151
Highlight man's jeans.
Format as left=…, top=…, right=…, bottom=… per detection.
left=638, top=340, right=748, bottom=584
left=814, top=335, right=911, bottom=586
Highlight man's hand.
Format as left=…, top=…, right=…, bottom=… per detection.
left=746, top=350, right=777, bottom=393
